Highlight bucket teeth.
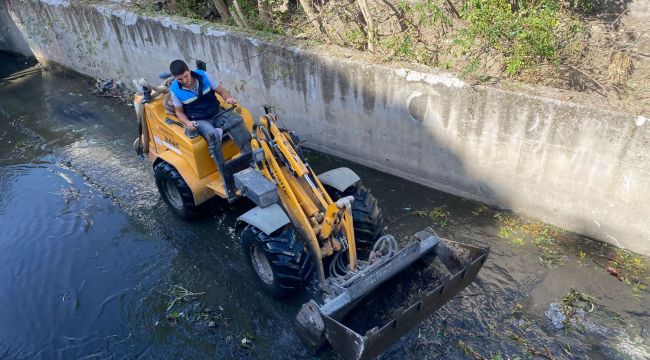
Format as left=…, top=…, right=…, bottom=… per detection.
left=295, top=229, right=489, bottom=360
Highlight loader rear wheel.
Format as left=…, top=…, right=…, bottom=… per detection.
left=326, top=182, right=384, bottom=248
left=241, top=224, right=313, bottom=298
left=154, top=161, right=200, bottom=220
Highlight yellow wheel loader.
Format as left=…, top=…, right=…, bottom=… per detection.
left=132, top=62, right=489, bottom=360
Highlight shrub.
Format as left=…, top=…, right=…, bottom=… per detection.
left=458, top=0, right=584, bottom=75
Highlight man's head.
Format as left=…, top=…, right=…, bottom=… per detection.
left=170, top=60, right=192, bottom=88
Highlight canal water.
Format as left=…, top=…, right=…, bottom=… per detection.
left=0, top=51, right=648, bottom=359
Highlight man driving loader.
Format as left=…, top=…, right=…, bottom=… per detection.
left=168, top=59, right=251, bottom=197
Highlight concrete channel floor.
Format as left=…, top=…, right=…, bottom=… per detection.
left=0, top=52, right=648, bottom=359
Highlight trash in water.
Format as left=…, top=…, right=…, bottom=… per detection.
left=91, top=78, right=132, bottom=102
left=240, top=333, right=255, bottom=349
left=545, top=289, right=595, bottom=330
left=545, top=302, right=567, bottom=329
left=606, top=266, right=624, bottom=281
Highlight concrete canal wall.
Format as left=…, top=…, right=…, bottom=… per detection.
left=2, top=0, right=649, bottom=254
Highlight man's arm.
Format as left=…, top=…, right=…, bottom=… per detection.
left=205, top=72, right=236, bottom=105
left=170, top=91, right=196, bottom=130
left=174, top=106, right=197, bottom=130
left=215, top=84, right=237, bottom=105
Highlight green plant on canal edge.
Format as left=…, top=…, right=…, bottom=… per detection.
left=456, top=0, right=585, bottom=75
left=608, top=249, right=649, bottom=295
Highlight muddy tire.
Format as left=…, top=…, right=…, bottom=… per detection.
left=326, top=182, right=384, bottom=248
left=241, top=224, right=313, bottom=297
left=153, top=161, right=200, bottom=220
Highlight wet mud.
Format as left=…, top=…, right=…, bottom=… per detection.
left=0, top=52, right=648, bottom=359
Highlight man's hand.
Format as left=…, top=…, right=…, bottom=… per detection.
left=216, top=84, right=237, bottom=106
left=186, top=120, right=198, bottom=131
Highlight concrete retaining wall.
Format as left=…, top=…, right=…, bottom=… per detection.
left=2, top=0, right=649, bottom=254
left=0, top=1, right=31, bottom=55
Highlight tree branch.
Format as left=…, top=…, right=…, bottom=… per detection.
left=356, top=0, right=375, bottom=52
left=210, top=0, right=231, bottom=21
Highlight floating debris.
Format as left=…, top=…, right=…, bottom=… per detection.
left=606, top=266, right=624, bottom=281
left=166, top=285, right=205, bottom=312
left=607, top=249, right=649, bottom=294
left=385, top=206, right=450, bottom=230
left=545, top=302, right=567, bottom=330
left=494, top=213, right=566, bottom=267
left=167, top=311, right=183, bottom=327
left=545, top=289, right=595, bottom=330
left=240, top=336, right=254, bottom=349
left=54, top=186, right=81, bottom=205
left=456, top=340, right=483, bottom=359
left=91, top=78, right=133, bottom=103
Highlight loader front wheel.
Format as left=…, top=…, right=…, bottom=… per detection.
left=154, top=161, right=200, bottom=220
left=326, top=183, right=384, bottom=248
left=241, top=224, right=313, bottom=298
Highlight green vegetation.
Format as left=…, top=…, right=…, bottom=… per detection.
left=494, top=213, right=565, bottom=267
left=385, top=206, right=450, bottom=230
left=136, top=0, right=587, bottom=77
left=415, top=207, right=450, bottom=228
left=457, top=0, right=585, bottom=75
left=576, top=248, right=587, bottom=264
left=172, top=0, right=205, bottom=18
left=561, top=289, right=595, bottom=317
left=131, top=0, right=645, bottom=113
left=569, top=0, right=595, bottom=13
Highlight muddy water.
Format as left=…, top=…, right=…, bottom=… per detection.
left=0, top=52, right=648, bottom=359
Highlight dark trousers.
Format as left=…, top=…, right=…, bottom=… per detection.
left=193, top=111, right=251, bottom=198
left=195, top=111, right=251, bottom=153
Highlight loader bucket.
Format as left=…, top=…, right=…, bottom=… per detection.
left=295, top=229, right=489, bottom=360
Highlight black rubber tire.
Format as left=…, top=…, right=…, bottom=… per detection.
left=241, top=224, right=313, bottom=298
left=326, top=182, right=385, bottom=248
left=153, top=161, right=201, bottom=220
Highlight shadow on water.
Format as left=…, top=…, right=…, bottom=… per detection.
left=0, top=51, right=648, bottom=359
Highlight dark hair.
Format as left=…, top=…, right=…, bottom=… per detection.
left=170, top=60, right=189, bottom=76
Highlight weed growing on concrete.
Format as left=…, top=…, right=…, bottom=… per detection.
left=134, top=2, right=159, bottom=16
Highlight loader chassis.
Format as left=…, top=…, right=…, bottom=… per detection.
left=133, top=70, right=488, bottom=359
